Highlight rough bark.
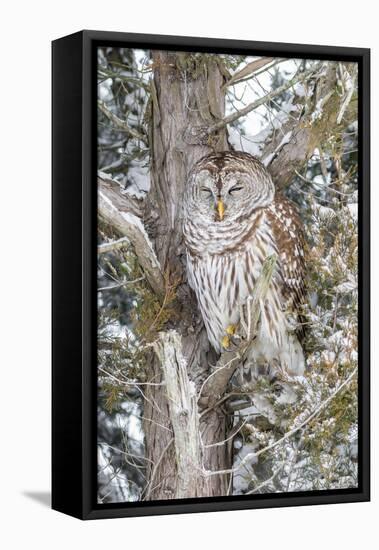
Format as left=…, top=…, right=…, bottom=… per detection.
left=98, top=173, right=165, bottom=297
left=143, top=51, right=230, bottom=500
left=262, top=65, right=341, bottom=189
left=151, top=331, right=203, bottom=499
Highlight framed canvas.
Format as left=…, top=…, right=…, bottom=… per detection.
left=52, top=30, right=370, bottom=520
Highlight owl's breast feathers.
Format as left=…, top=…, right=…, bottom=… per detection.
left=185, top=193, right=306, bottom=374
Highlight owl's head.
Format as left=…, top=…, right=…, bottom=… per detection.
left=186, top=151, right=275, bottom=223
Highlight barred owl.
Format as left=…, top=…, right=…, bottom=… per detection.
left=183, top=151, right=306, bottom=377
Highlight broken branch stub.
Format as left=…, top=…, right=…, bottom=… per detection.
left=98, top=174, right=165, bottom=297
left=152, top=330, right=204, bottom=498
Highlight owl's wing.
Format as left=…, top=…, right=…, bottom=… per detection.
left=267, top=195, right=307, bottom=342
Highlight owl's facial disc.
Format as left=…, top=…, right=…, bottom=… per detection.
left=197, top=171, right=250, bottom=221
left=190, top=159, right=275, bottom=224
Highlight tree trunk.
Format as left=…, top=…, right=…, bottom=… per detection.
left=143, top=51, right=230, bottom=500
left=261, top=65, right=341, bottom=189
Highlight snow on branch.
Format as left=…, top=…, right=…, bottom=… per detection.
left=203, top=366, right=358, bottom=478
left=98, top=236, right=129, bottom=255
left=337, top=64, right=358, bottom=125
left=207, top=66, right=320, bottom=136
left=98, top=172, right=145, bottom=217
left=98, top=173, right=165, bottom=297
left=261, top=63, right=341, bottom=189
left=198, top=254, right=277, bottom=411
left=152, top=330, right=203, bottom=498
left=98, top=100, right=148, bottom=145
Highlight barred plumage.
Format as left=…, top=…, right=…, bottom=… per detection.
left=183, top=151, right=306, bottom=376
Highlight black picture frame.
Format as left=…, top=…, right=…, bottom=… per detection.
left=52, top=30, right=370, bottom=520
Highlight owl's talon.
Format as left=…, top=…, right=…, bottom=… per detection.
left=222, top=326, right=239, bottom=349
left=221, top=335, right=231, bottom=349
left=226, top=324, right=237, bottom=336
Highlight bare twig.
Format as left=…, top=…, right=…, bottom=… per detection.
left=261, top=63, right=340, bottom=189
left=98, top=367, right=165, bottom=388
left=337, top=64, right=358, bottom=125
left=294, top=169, right=355, bottom=198
left=98, top=276, right=145, bottom=292
left=203, top=366, right=357, bottom=477
left=98, top=100, right=148, bottom=145
left=207, top=67, right=319, bottom=135
left=245, top=464, right=285, bottom=494
left=203, top=416, right=250, bottom=449
left=98, top=237, right=130, bottom=255
left=223, top=57, right=275, bottom=89
left=98, top=172, right=145, bottom=218
left=143, top=438, right=174, bottom=500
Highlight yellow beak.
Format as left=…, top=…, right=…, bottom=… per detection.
left=217, top=199, right=225, bottom=221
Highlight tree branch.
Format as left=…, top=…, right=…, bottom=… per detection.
left=223, top=57, right=275, bottom=89
left=98, top=100, right=148, bottom=145
left=98, top=173, right=165, bottom=297
left=261, top=64, right=342, bottom=189
left=98, top=236, right=129, bottom=255
left=203, top=366, right=357, bottom=477
left=98, top=172, right=145, bottom=217
left=152, top=330, right=203, bottom=498
left=207, top=66, right=319, bottom=136
left=97, top=276, right=145, bottom=292
left=336, top=64, right=358, bottom=125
